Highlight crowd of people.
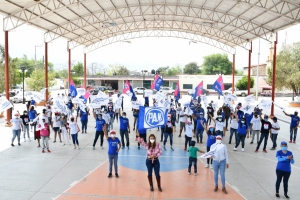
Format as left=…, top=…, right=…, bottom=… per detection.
left=7, top=91, right=296, bottom=198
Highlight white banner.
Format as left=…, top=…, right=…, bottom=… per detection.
left=115, top=95, right=123, bottom=109
left=200, top=95, right=208, bottom=107
left=0, top=96, right=13, bottom=113
left=222, top=95, right=232, bottom=106
left=155, top=92, right=166, bottom=101
left=240, top=102, right=255, bottom=114
left=188, top=89, right=195, bottom=94
left=132, top=101, right=142, bottom=109
left=31, top=92, right=43, bottom=103
left=72, top=98, right=84, bottom=105
left=76, top=88, right=86, bottom=97
left=164, top=100, right=171, bottom=109
left=40, top=88, right=47, bottom=96
left=144, top=90, right=153, bottom=97
left=90, top=95, right=109, bottom=108
left=96, top=90, right=105, bottom=96
left=273, top=101, right=286, bottom=111
left=185, top=107, right=194, bottom=116
left=245, top=94, right=255, bottom=103
left=79, top=104, right=87, bottom=112
left=259, top=99, right=273, bottom=111
left=199, top=151, right=215, bottom=159
left=54, top=97, right=68, bottom=115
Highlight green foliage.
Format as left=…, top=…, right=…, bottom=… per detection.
left=235, top=69, right=244, bottom=75
left=26, top=68, right=56, bottom=91
left=156, top=66, right=169, bottom=75
left=236, top=76, right=254, bottom=90
left=54, top=69, right=68, bottom=79
left=201, top=53, right=232, bottom=75
left=183, top=62, right=201, bottom=74
left=73, top=62, right=84, bottom=77
left=267, top=42, right=300, bottom=94
left=106, top=64, right=130, bottom=76
left=72, top=77, right=82, bottom=86
left=167, top=65, right=182, bottom=75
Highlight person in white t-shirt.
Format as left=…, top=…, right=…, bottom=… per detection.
left=184, top=118, right=193, bottom=151
left=271, top=117, right=280, bottom=150
left=52, top=111, right=62, bottom=143
left=211, top=115, right=226, bottom=137
left=176, top=103, right=182, bottom=122
left=250, top=112, right=261, bottom=144
left=229, top=112, right=238, bottom=144
left=179, top=107, right=187, bottom=137
left=10, top=112, right=24, bottom=147
left=69, top=117, right=80, bottom=149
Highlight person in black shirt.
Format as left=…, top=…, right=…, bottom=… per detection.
left=255, top=114, right=272, bottom=153
left=207, top=103, right=214, bottom=127
left=20, top=110, right=30, bottom=142
left=163, top=117, right=174, bottom=151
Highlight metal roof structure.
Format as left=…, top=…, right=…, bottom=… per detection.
left=1, top=0, right=300, bottom=54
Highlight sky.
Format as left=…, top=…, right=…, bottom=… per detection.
left=1, top=14, right=300, bottom=73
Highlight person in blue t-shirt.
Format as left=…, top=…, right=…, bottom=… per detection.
left=233, top=115, right=248, bottom=152
left=67, top=100, right=74, bottom=119
left=204, top=125, right=216, bottom=168
left=30, top=97, right=36, bottom=107
left=283, top=110, right=300, bottom=143
left=236, top=105, right=244, bottom=120
left=92, top=113, right=106, bottom=149
left=194, top=112, right=206, bottom=143
left=275, top=141, right=295, bottom=199
left=245, top=112, right=254, bottom=136
left=104, top=130, right=121, bottom=178
left=28, top=106, right=37, bottom=132
left=118, top=109, right=130, bottom=149
left=79, top=108, right=89, bottom=133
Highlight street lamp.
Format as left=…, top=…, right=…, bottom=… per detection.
left=141, top=70, right=148, bottom=93
left=19, top=66, right=27, bottom=104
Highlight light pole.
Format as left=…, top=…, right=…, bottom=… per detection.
left=19, top=66, right=27, bottom=104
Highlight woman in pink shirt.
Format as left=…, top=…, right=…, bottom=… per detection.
left=137, top=133, right=163, bottom=192
left=39, top=118, right=51, bottom=153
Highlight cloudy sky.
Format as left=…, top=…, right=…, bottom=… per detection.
left=1, top=14, right=300, bottom=73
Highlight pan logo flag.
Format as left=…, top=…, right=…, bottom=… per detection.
left=174, top=81, right=180, bottom=100
left=138, top=106, right=168, bottom=129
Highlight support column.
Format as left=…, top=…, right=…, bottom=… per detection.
left=232, top=54, right=235, bottom=94
left=4, top=31, right=11, bottom=126
left=247, top=42, right=252, bottom=95
left=271, top=33, right=278, bottom=116
left=45, top=42, right=48, bottom=103
left=84, top=53, right=87, bottom=88
left=68, top=47, right=71, bottom=92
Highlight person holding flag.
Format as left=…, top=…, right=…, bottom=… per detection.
left=193, top=81, right=203, bottom=100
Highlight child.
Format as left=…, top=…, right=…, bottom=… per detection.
left=104, top=130, right=121, bottom=178
left=69, top=117, right=80, bottom=149
left=204, top=125, right=217, bottom=168
left=188, top=140, right=205, bottom=175
left=39, top=118, right=51, bottom=153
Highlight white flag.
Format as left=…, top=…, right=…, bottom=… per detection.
left=76, top=88, right=86, bottom=97
left=90, top=95, right=109, bottom=108
left=200, top=95, right=208, bottom=107
left=144, top=90, right=153, bottom=97
left=72, top=98, right=84, bottom=105
left=240, top=102, right=255, bottom=114
left=115, top=95, right=123, bottom=109
left=0, top=96, right=13, bottom=112
left=259, top=99, right=272, bottom=111
left=245, top=94, right=255, bottom=103
left=54, top=97, right=68, bottom=115
left=273, top=101, right=286, bottom=111
left=155, top=92, right=166, bottom=101
left=188, top=89, right=195, bottom=95
left=31, top=92, right=43, bottom=103
left=132, top=101, right=142, bottom=109
left=40, top=88, right=47, bottom=96
left=185, top=107, right=194, bottom=116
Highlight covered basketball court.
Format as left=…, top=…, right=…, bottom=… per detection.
left=1, top=0, right=300, bottom=199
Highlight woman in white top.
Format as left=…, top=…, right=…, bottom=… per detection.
left=211, top=115, right=226, bottom=137
left=184, top=117, right=193, bottom=151
left=210, top=135, right=229, bottom=194
left=60, top=114, right=71, bottom=146
left=229, top=112, right=238, bottom=144
left=10, top=112, right=24, bottom=146
left=69, top=117, right=80, bottom=149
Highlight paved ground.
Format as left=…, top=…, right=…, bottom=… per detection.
left=0, top=92, right=299, bottom=200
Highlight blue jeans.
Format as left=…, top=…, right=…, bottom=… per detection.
left=290, top=127, right=297, bottom=141
left=163, top=132, right=173, bottom=146
left=272, top=134, right=278, bottom=148
left=108, top=154, right=118, bottom=174
left=196, top=129, right=204, bottom=142
left=12, top=129, right=21, bottom=143
left=216, top=131, right=223, bottom=137
left=213, top=159, right=226, bottom=188
left=229, top=128, right=237, bottom=144
left=120, top=129, right=129, bottom=147
left=23, top=125, right=30, bottom=139
left=235, top=133, right=246, bottom=148
left=81, top=120, right=88, bottom=131
left=71, top=133, right=79, bottom=145
left=188, top=157, right=197, bottom=173
left=146, top=159, right=160, bottom=177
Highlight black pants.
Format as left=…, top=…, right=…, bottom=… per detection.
left=188, top=157, right=197, bottom=173
left=137, top=134, right=147, bottom=147
left=256, top=133, right=269, bottom=150
left=114, top=113, right=119, bottom=122
left=207, top=114, right=213, bottom=125
left=206, top=146, right=213, bottom=164
left=193, top=120, right=197, bottom=132
left=185, top=135, right=192, bottom=149
left=93, top=131, right=104, bottom=147
left=120, top=130, right=129, bottom=147
left=276, top=169, right=291, bottom=194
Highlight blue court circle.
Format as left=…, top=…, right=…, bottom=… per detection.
left=118, top=146, right=190, bottom=172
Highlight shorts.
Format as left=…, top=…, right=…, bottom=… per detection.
left=53, top=127, right=60, bottom=132
left=171, top=120, right=176, bottom=127
left=35, top=130, right=41, bottom=139
left=180, top=122, right=185, bottom=129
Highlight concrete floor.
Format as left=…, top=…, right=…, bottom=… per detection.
left=0, top=93, right=299, bottom=200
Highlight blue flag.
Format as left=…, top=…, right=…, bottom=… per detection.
left=154, top=77, right=164, bottom=91
left=213, top=76, right=224, bottom=95
left=138, top=106, right=168, bottom=129
left=130, top=84, right=137, bottom=101
left=70, top=79, right=77, bottom=97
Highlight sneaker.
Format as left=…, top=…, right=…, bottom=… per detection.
left=284, top=194, right=289, bottom=199
left=263, top=149, right=267, bottom=153
left=101, top=146, right=104, bottom=149
left=293, top=141, right=296, bottom=144
left=138, top=146, right=140, bottom=150
left=255, top=149, right=258, bottom=152
left=108, top=173, right=112, bottom=178
left=184, top=148, right=187, bottom=151
left=24, top=139, right=26, bottom=142
left=233, top=147, right=237, bottom=151
left=188, top=172, right=191, bottom=175
left=241, top=148, right=244, bottom=152
left=250, top=142, right=253, bottom=144
left=127, top=146, right=129, bottom=150
left=289, top=140, right=292, bottom=143
left=28, top=139, right=31, bottom=142
left=210, top=165, right=213, bottom=169
left=194, top=173, right=198, bottom=176
left=93, top=146, right=95, bottom=150
left=228, top=142, right=231, bottom=144
left=171, top=147, right=174, bottom=151
left=53, top=141, right=56, bottom=143
left=11, top=144, right=14, bottom=147
left=47, top=150, right=51, bottom=153
left=62, top=143, right=65, bottom=146
left=270, top=147, right=275, bottom=150
left=178, top=134, right=181, bottom=137
left=275, top=193, right=280, bottom=198
left=42, top=150, right=45, bottom=153
left=163, top=146, right=166, bottom=150
left=205, top=164, right=209, bottom=168
left=121, top=146, right=125, bottom=149
left=18, top=143, right=21, bottom=146
left=115, top=173, right=119, bottom=178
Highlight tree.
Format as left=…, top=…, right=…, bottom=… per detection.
left=26, top=68, right=56, bottom=91
left=156, top=66, right=169, bottom=75
left=235, top=69, right=244, bottom=75
left=201, top=53, right=232, bottom=75
left=183, top=62, right=201, bottom=74
left=54, top=69, right=68, bottom=79
left=267, top=42, right=300, bottom=94
left=73, top=62, right=84, bottom=77
left=106, top=64, right=130, bottom=76
left=167, top=65, right=182, bottom=75
left=236, top=76, right=254, bottom=90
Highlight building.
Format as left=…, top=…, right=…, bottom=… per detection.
left=243, top=63, right=268, bottom=76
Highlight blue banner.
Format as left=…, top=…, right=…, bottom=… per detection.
left=138, top=106, right=168, bottom=129
left=154, top=77, right=164, bottom=91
